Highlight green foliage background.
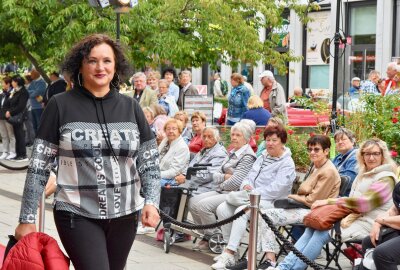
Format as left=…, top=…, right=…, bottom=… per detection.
left=0, top=0, right=317, bottom=79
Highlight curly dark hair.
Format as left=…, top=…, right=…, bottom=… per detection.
left=162, top=67, right=177, bottom=79
left=61, top=34, right=132, bottom=89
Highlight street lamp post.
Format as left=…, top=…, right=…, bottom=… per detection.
left=88, top=0, right=136, bottom=41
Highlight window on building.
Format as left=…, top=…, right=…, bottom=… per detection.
left=309, top=65, right=329, bottom=89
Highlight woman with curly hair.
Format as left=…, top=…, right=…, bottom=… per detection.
left=14, top=34, right=161, bottom=270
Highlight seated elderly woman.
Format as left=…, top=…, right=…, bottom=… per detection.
left=332, top=127, right=358, bottom=196
left=188, top=111, right=206, bottom=155
left=231, top=135, right=341, bottom=270
left=268, top=139, right=398, bottom=270
left=189, top=121, right=256, bottom=251
left=360, top=181, right=400, bottom=270
left=212, top=125, right=298, bottom=269
left=158, top=118, right=190, bottom=187
left=174, top=110, right=192, bottom=144
left=158, top=79, right=178, bottom=117
left=176, top=126, right=228, bottom=193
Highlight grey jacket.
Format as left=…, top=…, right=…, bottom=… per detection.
left=269, top=81, right=287, bottom=118
left=178, top=83, right=199, bottom=110
left=185, top=143, right=228, bottom=195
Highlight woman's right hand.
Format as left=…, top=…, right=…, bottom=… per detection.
left=15, top=223, right=36, bottom=240
left=370, top=221, right=382, bottom=247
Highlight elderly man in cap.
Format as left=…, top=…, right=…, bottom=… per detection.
left=259, top=70, right=287, bottom=119
left=348, top=77, right=361, bottom=97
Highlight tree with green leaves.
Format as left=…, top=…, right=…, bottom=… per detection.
left=0, top=0, right=317, bottom=82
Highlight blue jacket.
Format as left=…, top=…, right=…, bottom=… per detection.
left=332, top=148, right=358, bottom=196
left=241, top=107, right=271, bottom=126
left=27, top=78, right=47, bottom=109
left=227, top=84, right=250, bottom=119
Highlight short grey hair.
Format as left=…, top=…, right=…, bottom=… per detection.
left=202, top=126, right=220, bottom=142
left=334, top=128, right=356, bottom=145
left=387, top=62, right=398, bottom=70
left=132, top=72, right=146, bottom=81
left=239, top=119, right=256, bottom=134
left=231, top=122, right=253, bottom=143
left=179, top=70, right=192, bottom=78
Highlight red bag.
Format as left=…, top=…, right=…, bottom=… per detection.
left=303, top=204, right=354, bottom=231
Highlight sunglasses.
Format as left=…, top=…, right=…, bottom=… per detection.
left=307, top=147, right=322, bottom=153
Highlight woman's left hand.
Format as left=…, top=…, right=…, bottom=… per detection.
left=311, top=199, right=328, bottom=209
left=141, top=204, right=160, bottom=228
left=175, top=174, right=186, bottom=184
left=5, top=111, right=10, bottom=118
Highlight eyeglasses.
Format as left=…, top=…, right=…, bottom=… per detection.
left=307, top=147, right=322, bottom=153
left=165, top=127, right=178, bottom=131
left=362, top=152, right=382, bottom=158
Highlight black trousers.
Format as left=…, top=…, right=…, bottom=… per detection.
left=54, top=210, right=139, bottom=270
left=361, top=231, right=400, bottom=270
left=12, top=122, right=26, bottom=157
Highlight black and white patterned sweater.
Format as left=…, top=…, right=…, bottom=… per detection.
left=19, top=86, right=161, bottom=223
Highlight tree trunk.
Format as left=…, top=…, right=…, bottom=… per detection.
left=18, top=44, right=50, bottom=84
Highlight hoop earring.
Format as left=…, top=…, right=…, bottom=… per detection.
left=78, top=73, right=82, bottom=87
left=110, top=73, right=121, bottom=89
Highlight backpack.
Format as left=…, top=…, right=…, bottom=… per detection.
left=220, top=80, right=229, bottom=96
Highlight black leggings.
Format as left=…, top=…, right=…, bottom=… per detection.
left=54, top=210, right=139, bottom=270
left=361, top=232, right=400, bottom=270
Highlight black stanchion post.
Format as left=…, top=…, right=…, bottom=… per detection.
left=331, top=0, right=342, bottom=134
left=248, top=191, right=260, bottom=270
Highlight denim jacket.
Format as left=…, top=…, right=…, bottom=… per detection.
left=332, top=148, right=358, bottom=196
left=227, top=84, right=250, bottom=119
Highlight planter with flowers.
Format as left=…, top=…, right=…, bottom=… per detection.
left=338, top=94, right=400, bottom=164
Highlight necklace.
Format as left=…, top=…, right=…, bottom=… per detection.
left=314, top=158, right=329, bottom=169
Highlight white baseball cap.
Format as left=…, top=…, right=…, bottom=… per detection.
left=351, top=77, right=361, bottom=82
left=259, top=70, right=274, bottom=79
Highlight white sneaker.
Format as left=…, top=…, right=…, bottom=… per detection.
left=213, top=254, right=222, bottom=262
left=0, top=152, right=8, bottom=159
left=6, top=152, right=16, bottom=160
left=136, top=226, right=155, bottom=235
left=211, top=252, right=235, bottom=269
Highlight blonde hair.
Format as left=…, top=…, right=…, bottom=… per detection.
left=174, top=110, right=189, bottom=124
left=356, top=139, right=397, bottom=174
left=164, top=118, right=184, bottom=134
left=148, top=71, right=161, bottom=80
left=247, top=95, right=263, bottom=109
left=150, top=104, right=167, bottom=116
left=191, top=111, right=207, bottom=123
left=142, top=107, right=154, bottom=119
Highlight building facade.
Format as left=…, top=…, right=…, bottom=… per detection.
left=191, top=0, right=399, bottom=104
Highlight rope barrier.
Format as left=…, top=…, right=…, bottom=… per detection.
left=159, top=205, right=324, bottom=270
left=159, top=206, right=249, bottom=230
left=259, top=212, right=323, bottom=270
left=0, top=160, right=29, bottom=170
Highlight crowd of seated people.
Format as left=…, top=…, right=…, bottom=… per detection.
left=146, top=99, right=399, bottom=270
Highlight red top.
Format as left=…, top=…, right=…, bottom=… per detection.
left=189, top=134, right=203, bottom=153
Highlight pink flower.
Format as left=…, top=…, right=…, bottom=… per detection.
left=392, top=118, right=399, bottom=124
left=255, top=128, right=262, bottom=135
left=394, top=107, right=400, bottom=112
left=309, top=132, right=316, bottom=137
left=287, top=129, right=294, bottom=135
left=391, top=151, right=398, bottom=158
